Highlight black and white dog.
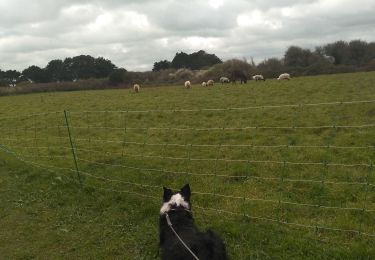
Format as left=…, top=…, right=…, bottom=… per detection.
left=159, top=184, right=228, bottom=260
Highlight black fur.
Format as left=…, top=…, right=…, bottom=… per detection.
left=230, top=70, right=247, bottom=84
left=159, top=184, right=228, bottom=260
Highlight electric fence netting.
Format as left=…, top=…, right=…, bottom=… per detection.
left=0, top=99, right=374, bottom=239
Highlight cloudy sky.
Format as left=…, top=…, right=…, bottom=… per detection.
left=1, top=0, right=375, bottom=72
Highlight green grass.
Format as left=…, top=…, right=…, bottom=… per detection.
left=1, top=72, right=375, bottom=259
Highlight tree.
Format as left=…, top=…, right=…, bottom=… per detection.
left=3, top=70, right=21, bottom=80
left=171, top=52, right=190, bottom=69
left=70, top=55, right=97, bottom=79
left=366, top=42, right=375, bottom=62
left=108, top=68, right=128, bottom=85
left=188, top=50, right=222, bottom=69
left=45, top=59, right=64, bottom=82
left=257, top=58, right=285, bottom=78
left=284, top=46, right=318, bottom=67
left=94, top=57, right=116, bottom=78
left=168, top=50, right=222, bottom=70
left=0, top=69, right=21, bottom=86
left=22, top=66, right=48, bottom=83
left=323, top=40, right=349, bottom=65
left=62, top=57, right=77, bottom=81
left=152, top=60, right=172, bottom=71
left=58, top=55, right=116, bottom=80
left=348, top=40, right=368, bottom=66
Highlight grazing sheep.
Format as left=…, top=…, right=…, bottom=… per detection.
left=231, top=70, right=247, bottom=84
left=220, top=77, right=230, bottom=84
left=207, top=79, right=214, bottom=86
left=133, top=84, right=140, bottom=93
left=252, top=75, right=265, bottom=81
left=184, top=80, right=192, bottom=88
left=277, top=73, right=291, bottom=80
left=201, top=81, right=207, bottom=87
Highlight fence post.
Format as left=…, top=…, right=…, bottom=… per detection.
left=64, top=110, right=83, bottom=186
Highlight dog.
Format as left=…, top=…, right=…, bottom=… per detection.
left=159, top=184, right=228, bottom=260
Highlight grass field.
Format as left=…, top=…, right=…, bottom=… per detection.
left=1, top=72, right=375, bottom=259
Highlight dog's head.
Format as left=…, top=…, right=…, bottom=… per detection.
left=160, top=184, right=191, bottom=214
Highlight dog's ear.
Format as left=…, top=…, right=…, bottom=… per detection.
left=163, top=187, right=173, bottom=202
left=180, top=184, right=191, bottom=201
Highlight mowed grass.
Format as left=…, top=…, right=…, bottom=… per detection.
left=1, top=71, right=375, bottom=259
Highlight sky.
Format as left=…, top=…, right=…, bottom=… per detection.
left=1, top=0, right=375, bottom=72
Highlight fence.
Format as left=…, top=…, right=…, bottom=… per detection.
left=0, top=99, right=374, bottom=239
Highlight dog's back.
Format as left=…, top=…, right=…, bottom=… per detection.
left=159, top=184, right=228, bottom=260
left=194, top=229, right=228, bottom=260
left=160, top=213, right=227, bottom=260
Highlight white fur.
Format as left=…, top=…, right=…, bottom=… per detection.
left=277, top=73, right=291, bottom=80
left=207, top=79, right=214, bottom=86
left=160, top=193, right=189, bottom=214
left=133, top=84, right=140, bottom=92
left=252, top=75, right=264, bottom=81
left=202, top=81, right=207, bottom=87
left=219, top=77, right=230, bottom=83
left=184, top=80, right=191, bottom=88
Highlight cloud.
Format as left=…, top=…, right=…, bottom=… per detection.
left=0, top=0, right=375, bottom=71
left=237, top=10, right=283, bottom=30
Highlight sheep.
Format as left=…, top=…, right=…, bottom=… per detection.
left=231, top=70, right=247, bottom=84
left=8, top=79, right=17, bottom=87
left=133, top=84, right=140, bottom=93
left=277, top=73, right=291, bottom=80
left=201, top=81, right=207, bottom=87
left=252, top=75, right=265, bottom=81
left=207, top=79, right=214, bottom=86
left=219, top=77, right=230, bottom=84
left=184, top=80, right=192, bottom=89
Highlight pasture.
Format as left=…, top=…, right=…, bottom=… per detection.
left=0, top=72, right=375, bottom=259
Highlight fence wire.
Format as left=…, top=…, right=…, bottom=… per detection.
left=2, top=149, right=375, bottom=238
left=0, top=98, right=375, bottom=240
left=67, top=99, right=375, bottom=114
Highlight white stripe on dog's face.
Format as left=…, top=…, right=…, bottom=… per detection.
left=160, top=193, right=189, bottom=214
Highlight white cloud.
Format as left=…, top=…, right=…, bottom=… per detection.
left=0, top=0, right=375, bottom=72
left=157, top=38, right=169, bottom=48
left=181, top=36, right=222, bottom=50
left=88, top=13, right=114, bottom=31
left=61, top=4, right=96, bottom=17
left=237, top=10, right=282, bottom=30
left=118, top=11, right=150, bottom=30
left=209, top=0, right=224, bottom=9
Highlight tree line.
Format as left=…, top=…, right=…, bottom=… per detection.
left=1, top=39, right=374, bottom=88
left=256, top=39, right=375, bottom=78
left=0, top=55, right=116, bottom=86
left=110, top=39, right=375, bottom=86
left=152, top=50, right=222, bottom=71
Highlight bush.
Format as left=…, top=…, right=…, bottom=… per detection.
left=201, top=59, right=254, bottom=82
left=108, top=68, right=128, bottom=86
left=0, top=78, right=109, bottom=96
left=364, top=59, right=375, bottom=72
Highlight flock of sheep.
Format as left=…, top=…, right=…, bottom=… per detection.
left=133, top=73, right=291, bottom=92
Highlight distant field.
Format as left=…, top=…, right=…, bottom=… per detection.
left=1, top=72, right=375, bottom=259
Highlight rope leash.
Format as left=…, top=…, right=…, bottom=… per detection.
left=165, top=212, right=200, bottom=260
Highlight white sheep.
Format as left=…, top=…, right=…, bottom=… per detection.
left=184, top=80, right=192, bottom=89
left=133, top=84, right=140, bottom=93
left=207, top=79, right=214, bottom=86
left=201, top=81, right=207, bottom=87
left=219, top=77, right=230, bottom=84
left=277, top=73, right=291, bottom=80
left=252, top=75, right=265, bottom=81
